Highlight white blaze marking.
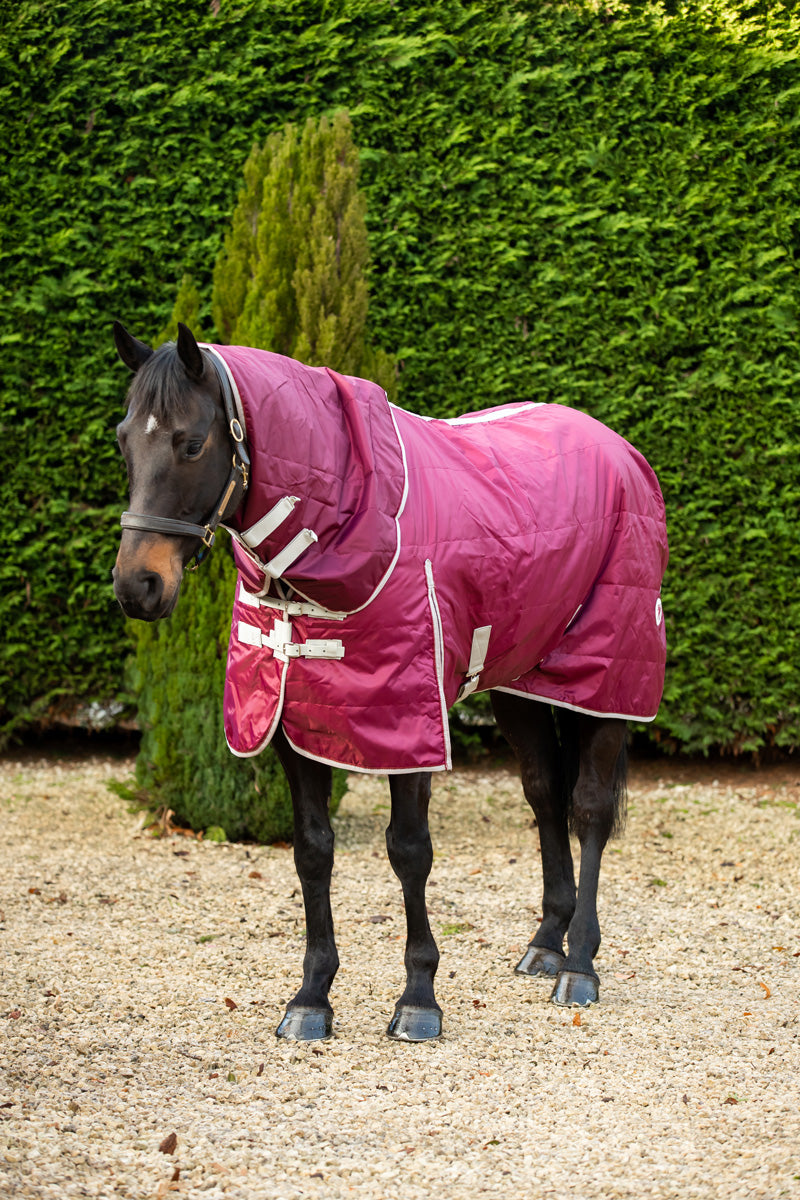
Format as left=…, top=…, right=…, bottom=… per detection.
left=145, top=415, right=159, bottom=434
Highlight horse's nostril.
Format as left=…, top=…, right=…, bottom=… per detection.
left=141, top=572, right=162, bottom=602
left=114, top=566, right=167, bottom=619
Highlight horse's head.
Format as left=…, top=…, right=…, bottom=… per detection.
left=112, top=322, right=247, bottom=621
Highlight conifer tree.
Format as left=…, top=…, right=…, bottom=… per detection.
left=156, top=274, right=209, bottom=346
left=130, top=111, right=390, bottom=841
left=213, top=111, right=395, bottom=395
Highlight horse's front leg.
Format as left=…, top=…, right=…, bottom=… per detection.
left=552, top=714, right=628, bottom=1007
left=385, top=771, right=442, bottom=1041
left=271, top=727, right=338, bottom=1040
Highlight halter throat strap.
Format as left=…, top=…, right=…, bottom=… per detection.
left=119, top=350, right=250, bottom=566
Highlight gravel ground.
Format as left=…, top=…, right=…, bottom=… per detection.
left=1, top=745, right=799, bottom=1200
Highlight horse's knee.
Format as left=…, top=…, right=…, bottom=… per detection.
left=385, top=825, right=433, bottom=881
left=294, top=820, right=335, bottom=879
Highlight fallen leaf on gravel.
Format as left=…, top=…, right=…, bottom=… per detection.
left=724, top=1097, right=739, bottom=1105
left=573, top=1013, right=582, bottom=1027
left=257, top=1063, right=264, bottom=1076
left=28, top=887, right=41, bottom=895
left=159, top=1132, right=178, bottom=1154
left=223, top=997, right=238, bottom=1010
left=7, top=1010, right=21, bottom=1019
left=758, top=981, right=772, bottom=999
left=249, top=871, right=263, bottom=879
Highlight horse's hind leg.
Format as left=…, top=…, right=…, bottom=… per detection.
left=385, top=771, right=442, bottom=1042
left=491, top=693, right=576, bottom=978
left=551, top=712, right=628, bottom=1007
left=271, top=727, right=339, bottom=1040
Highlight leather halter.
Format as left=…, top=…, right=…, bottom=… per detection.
left=119, top=350, right=250, bottom=568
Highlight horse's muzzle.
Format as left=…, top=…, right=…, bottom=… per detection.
left=112, top=564, right=180, bottom=621
left=113, top=538, right=183, bottom=621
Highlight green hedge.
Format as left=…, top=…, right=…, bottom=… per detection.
left=2, top=0, right=799, bottom=754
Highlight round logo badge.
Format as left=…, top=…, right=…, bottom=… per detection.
left=655, top=597, right=663, bottom=627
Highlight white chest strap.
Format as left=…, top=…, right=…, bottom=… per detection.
left=237, top=618, right=344, bottom=663
left=240, top=495, right=317, bottom=581
left=241, top=495, right=299, bottom=548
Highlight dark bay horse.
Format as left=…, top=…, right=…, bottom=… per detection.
left=112, top=322, right=665, bottom=1042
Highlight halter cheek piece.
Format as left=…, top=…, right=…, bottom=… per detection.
left=119, top=351, right=250, bottom=569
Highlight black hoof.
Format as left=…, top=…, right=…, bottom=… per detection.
left=550, top=970, right=599, bottom=1007
left=515, top=945, right=566, bottom=977
left=275, top=1006, right=333, bottom=1041
left=387, top=1005, right=442, bottom=1042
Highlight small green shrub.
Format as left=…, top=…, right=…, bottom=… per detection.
left=130, top=546, right=346, bottom=842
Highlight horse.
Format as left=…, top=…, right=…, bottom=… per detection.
left=112, top=321, right=668, bottom=1042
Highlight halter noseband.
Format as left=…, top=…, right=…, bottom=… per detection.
left=119, top=351, right=250, bottom=568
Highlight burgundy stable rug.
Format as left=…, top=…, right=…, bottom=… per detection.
left=205, top=344, right=669, bottom=774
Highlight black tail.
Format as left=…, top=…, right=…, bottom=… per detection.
left=554, top=707, right=628, bottom=839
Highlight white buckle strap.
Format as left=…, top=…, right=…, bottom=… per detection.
left=264, top=528, right=318, bottom=579
left=237, top=619, right=344, bottom=663
left=241, top=495, right=299, bottom=548
left=238, top=583, right=346, bottom=621
left=457, top=625, right=492, bottom=702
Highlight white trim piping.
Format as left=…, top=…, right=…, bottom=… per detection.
left=392, top=401, right=543, bottom=426
left=201, top=345, right=247, bottom=430
left=226, top=659, right=289, bottom=759
left=425, top=559, right=453, bottom=770
left=490, top=686, right=659, bottom=723
left=281, top=729, right=450, bottom=775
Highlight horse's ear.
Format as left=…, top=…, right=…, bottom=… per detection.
left=176, top=322, right=205, bottom=382
left=113, top=321, right=154, bottom=373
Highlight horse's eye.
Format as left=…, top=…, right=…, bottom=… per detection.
left=185, top=440, right=205, bottom=459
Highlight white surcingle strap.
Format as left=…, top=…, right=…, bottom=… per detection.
left=457, top=625, right=492, bottom=701
left=241, top=496, right=300, bottom=549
